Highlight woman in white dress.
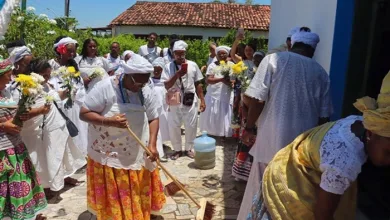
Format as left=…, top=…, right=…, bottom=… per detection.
left=21, top=59, right=86, bottom=198
left=48, top=37, right=89, bottom=156
left=75, top=38, right=110, bottom=92
left=199, top=46, right=233, bottom=138
left=151, top=57, right=169, bottom=162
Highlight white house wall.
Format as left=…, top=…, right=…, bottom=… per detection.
left=112, top=25, right=269, bottom=40
left=268, top=0, right=338, bottom=73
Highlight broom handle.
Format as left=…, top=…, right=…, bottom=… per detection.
left=125, top=126, right=201, bottom=208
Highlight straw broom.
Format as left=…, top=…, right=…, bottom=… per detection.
left=125, top=125, right=216, bottom=220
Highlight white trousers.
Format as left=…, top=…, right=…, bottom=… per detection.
left=168, top=104, right=198, bottom=151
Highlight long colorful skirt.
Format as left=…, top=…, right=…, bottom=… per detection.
left=0, top=143, right=47, bottom=220
left=87, top=157, right=166, bottom=220
left=231, top=98, right=255, bottom=181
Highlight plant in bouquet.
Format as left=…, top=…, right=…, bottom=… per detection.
left=40, top=94, right=55, bottom=139
left=213, top=60, right=233, bottom=89
left=52, top=66, right=81, bottom=109
left=232, top=61, right=250, bottom=91
left=13, top=73, right=45, bottom=127
left=89, top=67, right=105, bottom=80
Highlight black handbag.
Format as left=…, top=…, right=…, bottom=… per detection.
left=53, top=101, right=79, bottom=137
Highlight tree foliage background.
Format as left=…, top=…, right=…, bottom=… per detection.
left=0, top=7, right=267, bottom=68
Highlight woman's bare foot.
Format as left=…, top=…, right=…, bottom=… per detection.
left=64, top=177, right=84, bottom=186
left=35, top=214, right=47, bottom=220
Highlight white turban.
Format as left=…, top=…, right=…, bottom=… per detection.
left=152, top=57, right=166, bottom=69
left=9, top=46, right=32, bottom=64
left=53, top=37, right=77, bottom=48
left=120, top=54, right=153, bottom=74
left=122, top=50, right=134, bottom=58
left=287, top=27, right=301, bottom=38
left=215, top=46, right=231, bottom=54
left=254, top=51, right=266, bottom=57
left=292, top=32, right=320, bottom=49
left=173, top=40, right=188, bottom=51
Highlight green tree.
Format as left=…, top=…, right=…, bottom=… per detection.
left=245, top=0, right=253, bottom=5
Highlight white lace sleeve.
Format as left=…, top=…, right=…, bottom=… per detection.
left=319, top=116, right=367, bottom=195
left=245, top=55, right=273, bottom=102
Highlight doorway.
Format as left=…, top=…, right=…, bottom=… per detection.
left=343, top=0, right=390, bottom=219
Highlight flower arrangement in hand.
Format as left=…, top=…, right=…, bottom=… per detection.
left=232, top=61, right=250, bottom=91
left=89, top=67, right=105, bottom=80
left=213, top=60, right=233, bottom=89
left=52, top=66, right=81, bottom=109
left=13, top=73, right=45, bottom=127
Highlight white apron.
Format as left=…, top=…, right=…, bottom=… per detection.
left=87, top=102, right=155, bottom=171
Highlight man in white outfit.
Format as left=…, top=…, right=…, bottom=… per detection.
left=104, top=42, right=121, bottom=75
left=237, top=31, right=333, bottom=219
left=161, top=40, right=206, bottom=160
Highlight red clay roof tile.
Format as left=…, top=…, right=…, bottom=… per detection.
left=110, top=1, right=270, bottom=31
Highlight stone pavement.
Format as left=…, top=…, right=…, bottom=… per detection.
left=41, top=135, right=246, bottom=220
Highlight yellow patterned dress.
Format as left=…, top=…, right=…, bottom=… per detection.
left=248, top=116, right=367, bottom=220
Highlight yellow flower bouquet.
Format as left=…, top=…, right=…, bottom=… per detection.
left=52, top=66, right=81, bottom=109
left=13, top=73, right=45, bottom=127
left=232, top=61, right=252, bottom=91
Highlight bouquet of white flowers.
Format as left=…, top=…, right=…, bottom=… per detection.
left=52, top=66, right=81, bottom=109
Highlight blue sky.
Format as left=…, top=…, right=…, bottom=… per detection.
left=27, top=0, right=271, bottom=28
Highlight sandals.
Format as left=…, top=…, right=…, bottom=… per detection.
left=184, top=150, right=195, bottom=159
left=170, top=151, right=183, bottom=160
left=64, top=177, right=84, bottom=186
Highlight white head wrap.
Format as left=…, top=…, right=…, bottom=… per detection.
left=152, top=57, right=166, bottom=69
left=122, top=50, right=134, bottom=59
left=287, top=27, right=301, bottom=38
left=53, top=37, right=78, bottom=48
left=215, top=46, right=231, bottom=54
left=120, top=54, right=153, bottom=74
left=9, top=46, right=32, bottom=64
left=173, top=40, right=188, bottom=51
left=291, top=32, right=320, bottom=49
left=254, top=51, right=266, bottom=57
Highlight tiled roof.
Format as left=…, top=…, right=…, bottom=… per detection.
left=110, top=1, right=270, bottom=31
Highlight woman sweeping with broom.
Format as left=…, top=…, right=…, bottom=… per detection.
left=79, top=54, right=166, bottom=219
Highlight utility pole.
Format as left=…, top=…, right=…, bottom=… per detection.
left=64, top=0, right=70, bottom=29
left=21, top=0, right=27, bottom=39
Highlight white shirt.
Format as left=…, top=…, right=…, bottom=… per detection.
left=161, top=60, right=204, bottom=95
left=75, top=56, right=110, bottom=75
left=245, top=52, right=333, bottom=163
left=105, top=53, right=122, bottom=71
left=138, top=45, right=162, bottom=57
left=207, top=56, right=217, bottom=66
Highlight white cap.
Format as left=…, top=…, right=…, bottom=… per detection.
left=291, top=32, right=320, bottom=49
left=173, top=40, right=188, bottom=51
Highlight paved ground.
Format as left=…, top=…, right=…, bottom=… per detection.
left=40, top=131, right=371, bottom=220
left=41, top=132, right=246, bottom=220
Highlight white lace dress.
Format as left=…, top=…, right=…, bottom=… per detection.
left=245, top=52, right=333, bottom=164
left=247, top=115, right=367, bottom=220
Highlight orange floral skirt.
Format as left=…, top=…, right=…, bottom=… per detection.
left=87, top=157, right=166, bottom=220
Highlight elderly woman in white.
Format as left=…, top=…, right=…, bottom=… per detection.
left=199, top=46, right=233, bottom=138
left=79, top=54, right=166, bottom=219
